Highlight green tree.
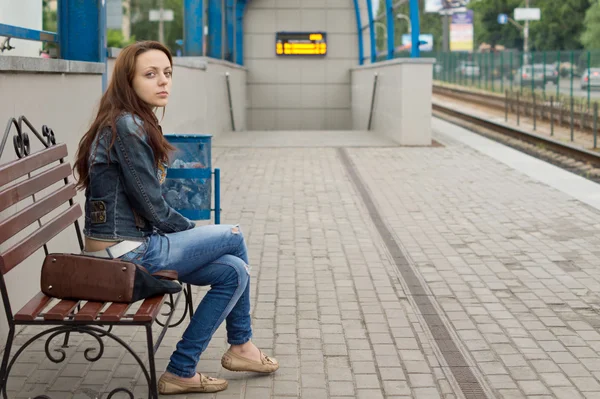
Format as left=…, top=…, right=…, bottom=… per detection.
left=42, top=0, right=57, bottom=33
left=107, top=29, right=136, bottom=48
left=469, top=0, right=522, bottom=50
left=42, top=0, right=58, bottom=55
left=375, top=1, right=386, bottom=52
left=529, top=0, right=590, bottom=51
left=130, top=0, right=183, bottom=53
left=469, top=0, right=591, bottom=51
left=581, top=0, right=600, bottom=49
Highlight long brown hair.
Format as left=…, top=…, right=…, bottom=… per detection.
left=74, top=40, right=174, bottom=190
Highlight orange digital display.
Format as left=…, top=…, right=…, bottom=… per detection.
left=276, top=32, right=327, bottom=56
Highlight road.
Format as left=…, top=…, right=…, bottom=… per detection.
left=445, top=76, right=600, bottom=101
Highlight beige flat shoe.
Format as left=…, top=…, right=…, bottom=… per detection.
left=221, top=349, right=279, bottom=373
left=158, top=372, right=228, bottom=394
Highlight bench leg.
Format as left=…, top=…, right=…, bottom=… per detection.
left=0, top=327, right=14, bottom=399
left=146, top=325, right=159, bottom=399
left=61, top=331, right=71, bottom=348
left=60, top=303, right=81, bottom=348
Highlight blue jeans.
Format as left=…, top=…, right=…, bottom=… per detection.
left=119, top=224, right=253, bottom=378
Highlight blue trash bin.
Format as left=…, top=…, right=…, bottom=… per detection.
left=162, top=134, right=212, bottom=220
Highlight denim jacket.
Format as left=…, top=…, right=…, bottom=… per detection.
left=83, top=113, right=195, bottom=241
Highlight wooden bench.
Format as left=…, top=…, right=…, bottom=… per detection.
left=0, top=116, right=193, bottom=399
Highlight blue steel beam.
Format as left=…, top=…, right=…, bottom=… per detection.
left=351, top=0, right=364, bottom=65
left=0, top=24, right=58, bottom=43
left=100, top=0, right=107, bottom=91
left=384, top=0, right=394, bottom=60
left=409, top=0, right=421, bottom=58
left=225, top=0, right=235, bottom=62
left=184, top=0, right=204, bottom=56
left=234, top=0, right=246, bottom=65
left=58, top=0, right=103, bottom=62
left=365, top=0, right=376, bottom=63
left=207, top=0, right=223, bottom=58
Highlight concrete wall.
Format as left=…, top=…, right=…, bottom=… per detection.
left=0, top=57, right=104, bottom=345
left=0, top=0, right=44, bottom=58
left=244, top=0, right=365, bottom=130
left=107, top=54, right=247, bottom=134
left=351, top=58, right=435, bottom=146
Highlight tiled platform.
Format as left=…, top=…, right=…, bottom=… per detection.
left=7, top=120, right=600, bottom=399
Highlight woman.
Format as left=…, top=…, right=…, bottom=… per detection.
left=73, top=41, right=278, bottom=395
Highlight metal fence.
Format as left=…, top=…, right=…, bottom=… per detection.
left=431, top=50, right=600, bottom=110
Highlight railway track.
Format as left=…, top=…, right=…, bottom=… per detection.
left=432, top=99, right=600, bottom=183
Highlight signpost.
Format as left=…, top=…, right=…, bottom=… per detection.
left=149, top=9, right=174, bottom=21
left=149, top=5, right=174, bottom=44
left=514, top=2, right=541, bottom=60
left=514, top=8, right=541, bottom=21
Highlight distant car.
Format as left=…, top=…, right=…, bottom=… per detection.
left=515, top=65, right=556, bottom=88
left=581, top=68, right=600, bottom=90
left=456, top=61, right=480, bottom=78
left=535, top=63, right=559, bottom=84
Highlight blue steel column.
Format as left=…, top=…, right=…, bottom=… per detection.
left=225, top=0, right=235, bottom=61
left=58, top=0, right=102, bottom=62
left=352, top=0, right=364, bottom=65
left=99, top=0, right=107, bottom=91
left=384, top=0, right=394, bottom=60
left=409, top=0, right=421, bottom=58
left=207, top=0, right=223, bottom=58
left=234, top=1, right=246, bottom=65
left=184, top=0, right=204, bottom=56
left=365, top=0, right=376, bottom=63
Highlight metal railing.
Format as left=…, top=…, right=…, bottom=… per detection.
left=431, top=49, right=600, bottom=110
left=0, top=24, right=59, bottom=54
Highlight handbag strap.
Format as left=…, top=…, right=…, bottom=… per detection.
left=135, top=265, right=178, bottom=281
left=152, top=270, right=179, bottom=281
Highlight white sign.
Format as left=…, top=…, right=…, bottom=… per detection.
left=514, top=8, right=541, bottom=21
left=425, top=0, right=443, bottom=13
left=149, top=9, right=174, bottom=22
left=425, top=0, right=471, bottom=15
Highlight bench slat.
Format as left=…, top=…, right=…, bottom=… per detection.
left=0, top=144, right=68, bottom=188
left=74, top=301, right=105, bottom=321
left=99, top=303, right=130, bottom=322
left=134, top=295, right=166, bottom=322
left=0, top=183, right=76, bottom=246
left=0, top=204, right=82, bottom=275
left=44, top=299, right=79, bottom=321
left=0, top=162, right=71, bottom=214
left=14, top=292, right=52, bottom=321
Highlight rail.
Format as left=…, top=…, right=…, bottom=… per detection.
left=432, top=101, right=600, bottom=169
left=0, top=24, right=58, bottom=54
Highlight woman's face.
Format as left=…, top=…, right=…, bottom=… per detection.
left=132, top=49, right=172, bottom=108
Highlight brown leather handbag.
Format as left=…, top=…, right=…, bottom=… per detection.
left=41, top=253, right=181, bottom=303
